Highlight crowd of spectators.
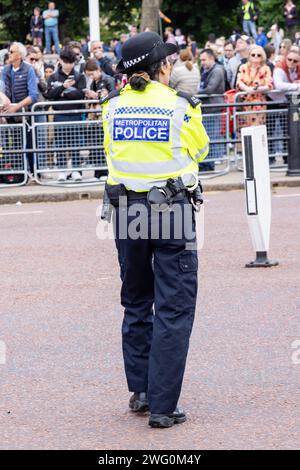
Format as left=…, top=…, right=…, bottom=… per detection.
left=0, top=1, right=300, bottom=182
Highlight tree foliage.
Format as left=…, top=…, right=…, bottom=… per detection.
left=162, top=0, right=240, bottom=42
left=259, top=0, right=300, bottom=30
left=1, top=0, right=300, bottom=45
left=0, top=0, right=88, bottom=42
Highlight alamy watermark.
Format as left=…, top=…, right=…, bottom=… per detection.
left=291, top=340, right=300, bottom=365
left=96, top=199, right=205, bottom=250
left=0, top=340, right=6, bottom=365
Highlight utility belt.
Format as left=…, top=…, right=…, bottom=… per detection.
left=101, top=177, right=203, bottom=222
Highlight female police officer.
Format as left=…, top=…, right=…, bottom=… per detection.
left=101, top=32, right=209, bottom=428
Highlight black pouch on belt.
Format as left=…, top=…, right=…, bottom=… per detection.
left=191, top=182, right=204, bottom=210
left=105, top=183, right=127, bottom=207
left=101, top=188, right=113, bottom=222
left=147, top=177, right=187, bottom=211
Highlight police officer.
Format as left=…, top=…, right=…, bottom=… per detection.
left=101, top=32, right=209, bottom=428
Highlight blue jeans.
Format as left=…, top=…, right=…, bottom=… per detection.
left=45, top=25, right=60, bottom=53
left=243, top=20, right=257, bottom=39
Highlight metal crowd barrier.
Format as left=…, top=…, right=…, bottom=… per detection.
left=198, top=91, right=289, bottom=178
left=0, top=112, right=28, bottom=188
left=0, top=93, right=295, bottom=188
left=31, top=100, right=106, bottom=187
left=32, top=98, right=233, bottom=185
left=232, top=91, right=289, bottom=172
left=198, top=94, right=231, bottom=179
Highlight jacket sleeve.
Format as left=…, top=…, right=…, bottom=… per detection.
left=253, top=3, right=259, bottom=17
left=263, top=65, right=273, bottom=90
left=201, top=68, right=224, bottom=95
left=27, top=67, right=39, bottom=104
left=181, top=103, right=210, bottom=163
left=107, top=76, right=116, bottom=93
left=273, top=68, right=299, bottom=92
left=236, top=64, right=246, bottom=89
left=102, top=59, right=115, bottom=77
left=169, top=68, right=179, bottom=90
left=1, top=68, right=11, bottom=100
left=62, top=73, right=86, bottom=100
left=44, top=75, right=65, bottom=100
left=226, top=61, right=234, bottom=89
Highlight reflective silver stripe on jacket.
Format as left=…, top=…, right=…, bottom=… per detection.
left=111, top=155, right=193, bottom=174
left=195, top=144, right=210, bottom=160
left=110, top=172, right=198, bottom=192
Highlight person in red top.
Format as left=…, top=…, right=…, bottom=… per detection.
left=273, top=49, right=300, bottom=95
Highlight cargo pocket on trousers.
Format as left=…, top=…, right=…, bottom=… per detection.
left=179, top=252, right=198, bottom=273
left=177, top=251, right=198, bottom=333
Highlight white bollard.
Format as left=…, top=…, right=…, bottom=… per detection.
left=241, top=125, right=279, bottom=268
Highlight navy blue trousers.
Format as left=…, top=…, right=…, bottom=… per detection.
left=114, top=195, right=198, bottom=414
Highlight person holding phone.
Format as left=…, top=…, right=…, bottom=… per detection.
left=83, top=59, right=115, bottom=180
left=84, top=59, right=115, bottom=99
left=44, top=47, right=86, bottom=182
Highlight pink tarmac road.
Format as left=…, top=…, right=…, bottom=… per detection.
left=0, top=187, right=299, bottom=450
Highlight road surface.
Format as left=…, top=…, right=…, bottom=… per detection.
left=0, top=187, right=299, bottom=449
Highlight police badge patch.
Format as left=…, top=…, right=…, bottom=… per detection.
left=113, top=118, right=170, bottom=142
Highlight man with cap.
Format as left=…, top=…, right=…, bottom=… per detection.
left=101, top=32, right=209, bottom=428
left=227, top=35, right=251, bottom=88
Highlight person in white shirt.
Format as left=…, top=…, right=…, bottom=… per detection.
left=273, top=49, right=300, bottom=97
left=175, top=28, right=186, bottom=49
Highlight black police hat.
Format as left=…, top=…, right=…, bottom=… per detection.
left=116, top=32, right=178, bottom=73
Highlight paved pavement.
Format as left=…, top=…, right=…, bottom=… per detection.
left=0, top=169, right=300, bottom=205
left=0, top=187, right=299, bottom=449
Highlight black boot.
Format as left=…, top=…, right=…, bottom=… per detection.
left=149, top=407, right=186, bottom=428
left=129, top=392, right=149, bottom=412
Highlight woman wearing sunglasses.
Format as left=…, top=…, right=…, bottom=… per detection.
left=273, top=49, right=300, bottom=95
left=272, top=48, right=300, bottom=164
left=236, top=45, right=273, bottom=128
left=278, top=38, right=292, bottom=62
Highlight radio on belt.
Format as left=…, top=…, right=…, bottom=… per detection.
left=241, top=125, right=279, bottom=268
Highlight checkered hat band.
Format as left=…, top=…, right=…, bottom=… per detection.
left=123, top=52, right=150, bottom=68
left=114, top=107, right=174, bottom=116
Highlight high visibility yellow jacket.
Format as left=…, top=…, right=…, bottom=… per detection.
left=239, top=1, right=259, bottom=21
left=102, top=81, right=209, bottom=191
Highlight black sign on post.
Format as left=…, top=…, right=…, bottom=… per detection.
left=244, top=135, right=258, bottom=216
